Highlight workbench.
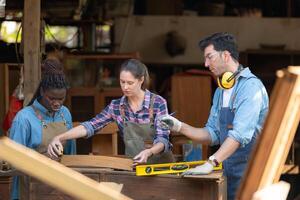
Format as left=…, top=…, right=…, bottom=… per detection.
left=10, top=168, right=226, bottom=200
left=0, top=176, right=12, bottom=200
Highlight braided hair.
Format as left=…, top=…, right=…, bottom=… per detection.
left=27, top=59, right=68, bottom=106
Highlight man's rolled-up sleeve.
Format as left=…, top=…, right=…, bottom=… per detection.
left=154, top=98, right=172, bottom=153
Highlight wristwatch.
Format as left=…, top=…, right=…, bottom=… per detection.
left=208, top=155, right=219, bottom=167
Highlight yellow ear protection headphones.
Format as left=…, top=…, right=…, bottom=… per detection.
left=217, top=66, right=244, bottom=89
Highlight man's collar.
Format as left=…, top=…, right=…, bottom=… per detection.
left=239, top=66, right=252, bottom=78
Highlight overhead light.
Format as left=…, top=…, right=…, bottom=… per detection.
left=0, top=0, right=5, bottom=18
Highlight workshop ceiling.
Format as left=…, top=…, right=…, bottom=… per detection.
left=4, top=0, right=299, bottom=21
left=4, top=0, right=131, bottom=24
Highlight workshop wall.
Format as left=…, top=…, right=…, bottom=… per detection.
left=115, top=16, right=300, bottom=64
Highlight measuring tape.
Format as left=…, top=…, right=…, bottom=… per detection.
left=136, top=160, right=222, bottom=176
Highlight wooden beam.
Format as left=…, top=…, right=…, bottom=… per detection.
left=61, top=155, right=133, bottom=171
left=0, top=64, right=6, bottom=132
left=0, top=137, right=131, bottom=200
left=251, top=181, right=290, bottom=200
left=23, top=0, right=41, bottom=105
left=237, top=66, right=300, bottom=200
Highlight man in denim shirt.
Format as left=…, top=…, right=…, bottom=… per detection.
left=161, top=32, right=269, bottom=200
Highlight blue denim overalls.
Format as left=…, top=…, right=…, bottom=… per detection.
left=219, top=80, right=256, bottom=200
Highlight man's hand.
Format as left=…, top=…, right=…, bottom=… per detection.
left=181, top=161, right=214, bottom=176
left=159, top=115, right=182, bottom=132
left=47, top=136, right=64, bottom=159
left=133, top=149, right=153, bottom=165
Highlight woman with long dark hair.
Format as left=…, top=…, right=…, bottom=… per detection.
left=48, top=59, right=174, bottom=164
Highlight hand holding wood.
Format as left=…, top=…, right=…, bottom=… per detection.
left=47, top=136, right=64, bottom=158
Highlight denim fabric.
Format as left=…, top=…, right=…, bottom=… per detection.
left=9, top=99, right=76, bottom=200
left=204, top=67, right=269, bottom=200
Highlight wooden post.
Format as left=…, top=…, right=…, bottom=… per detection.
left=23, top=0, right=41, bottom=105
left=0, top=64, right=5, bottom=132
left=237, top=66, right=300, bottom=200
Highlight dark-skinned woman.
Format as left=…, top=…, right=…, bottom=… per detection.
left=9, top=59, right=76, bottom=200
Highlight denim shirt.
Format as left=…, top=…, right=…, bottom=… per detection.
left=204, top=67, right=269, bottom=147
left=10, top=99, right=76, bottom=154
left=9, top=99, right=76, bottom=200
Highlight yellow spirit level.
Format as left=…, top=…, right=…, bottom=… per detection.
left=136, top=160, right=222, bottom=176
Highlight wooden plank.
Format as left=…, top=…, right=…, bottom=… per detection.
left=237, top=66, right=300, bottom=200
left=252, top=181, right=290, bottom=200
left=0, top=137, right=131, bottom=200
left=23, top=0, right=41, bottom=105
left=60, top=155, right=133, bottom=171
left=100, top=182, right=123, bottom=193
left=171, top=73, right=212, bottom=159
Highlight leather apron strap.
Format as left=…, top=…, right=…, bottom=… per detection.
left=31, top=105, right=68, bottom=155
left=20, top=106, right=69, bottom=200
left=122, top=95, right=174, bottom=164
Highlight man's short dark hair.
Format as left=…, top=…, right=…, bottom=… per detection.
left=198, top=32, right=239, bottom=61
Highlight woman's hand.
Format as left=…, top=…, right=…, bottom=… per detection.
left=133, top=149, right=153, bottom=165
left=47, top=136, right=64, bottom=159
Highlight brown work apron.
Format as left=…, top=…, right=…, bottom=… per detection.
left=20, top=105, right=68, bottom=200
left=122, top=95, right=174, bottom=164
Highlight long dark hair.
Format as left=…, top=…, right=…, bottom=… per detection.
left=27, top=59, right=68, bottom=106
left=120, top=59, right=150, bottom=90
